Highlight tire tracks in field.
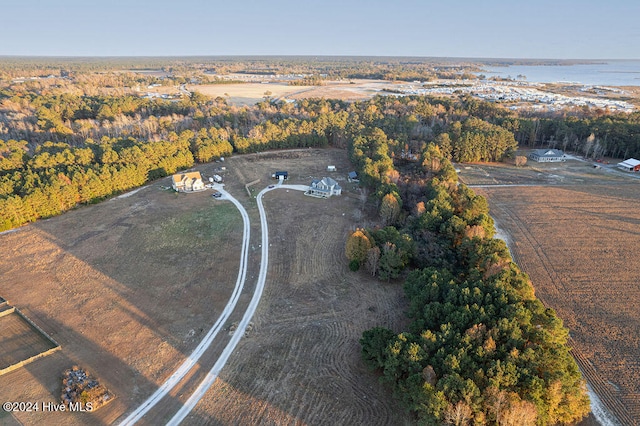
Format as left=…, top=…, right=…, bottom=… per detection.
left=572, top=345, right=633, bottom=425
left=118, top=185, right=251, bottom=426
left=488, top=197, right=566, bottom=298
left=166, top=184, right=274, bottom=425
left=486, top=191, right=632, bottom=426
left=169, top=185, right=315, bottom=424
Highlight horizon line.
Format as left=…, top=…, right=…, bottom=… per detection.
left=0, top=54, right=638, bottom=62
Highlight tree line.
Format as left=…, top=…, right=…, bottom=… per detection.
left=350, top=141, right=590, bottom=424
left=0, top=79, right=606, bottom=422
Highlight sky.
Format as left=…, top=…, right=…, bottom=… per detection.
left=2, top=0, right=639, bottom=59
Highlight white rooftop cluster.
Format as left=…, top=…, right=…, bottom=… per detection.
left=395, top=80, right=635, bottom=112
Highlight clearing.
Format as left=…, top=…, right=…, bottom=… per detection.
left=188, top=79, right=398, bottom=105
left=0, top=148, right=410, bottom=425
left=181, top=149, right=411, bottom=424
left=0, top=186, right=244, bottom=425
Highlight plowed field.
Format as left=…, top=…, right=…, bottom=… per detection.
left=462, top=160, right=640, bottom=426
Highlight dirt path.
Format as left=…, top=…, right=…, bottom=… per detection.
left=168, top=184, right=311, bottom=423
left=118, top=184, right=251, bottom=425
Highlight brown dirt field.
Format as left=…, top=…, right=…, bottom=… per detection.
left=0, top=148, right=410, bottom=425
left=460, top=161, right=640, bottom=426
left=0, top=311, right=57, bottom=369
left=188, top=83, right=315, bottom=106
left=189, top=79, right=398, bottom=105
left=182, top=149, right=412, bottom=425
left=0, top=186, right=244, bottom=425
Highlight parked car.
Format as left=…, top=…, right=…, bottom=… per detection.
left=212, top=192, right=222, bottom=198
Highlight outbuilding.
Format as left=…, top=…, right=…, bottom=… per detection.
left=271, top=171, right=288, bottom=180
left=617, top=158, right=640, bottom=172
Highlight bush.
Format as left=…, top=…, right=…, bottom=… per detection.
left=349, top=259, right=361, bottom=271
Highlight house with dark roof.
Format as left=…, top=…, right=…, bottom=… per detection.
left=308, top=177, right=342, bottom=198
left=529, top=149, right=566, bottom=162
left=171, top=171, right=205, bottom=192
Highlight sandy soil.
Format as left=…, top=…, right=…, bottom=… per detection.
left=189, top=79, right=397, bottom=105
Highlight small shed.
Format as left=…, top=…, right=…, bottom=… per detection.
left=348, top=171, right=359, bottom=182
left=272, top=171, right=288, bottom=180
left=617, top=158, right=640, bottom=172
left=327, top=165, right=336, bottom=172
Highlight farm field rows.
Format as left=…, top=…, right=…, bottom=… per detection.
left=461, top=161, right=640, bottom=426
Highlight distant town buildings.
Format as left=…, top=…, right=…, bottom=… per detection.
left=392, top=80, right=635, bottom=112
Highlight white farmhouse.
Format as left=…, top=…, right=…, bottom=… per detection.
left=529, top=149, right=566, bottom=162
left=308, top=177, right=342, bottom=198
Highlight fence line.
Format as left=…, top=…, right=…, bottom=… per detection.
left=0, top=306, right=61, bottom=377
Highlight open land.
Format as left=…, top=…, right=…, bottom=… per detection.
left=458, top=157, right=640, bottom=426
left=188, top=79, right=396, bottom=105
left=0, top=186, right=244, bottom=425
left=182, top=150, right=411, bottom=425
left=0, top=148, right=411, bottom=425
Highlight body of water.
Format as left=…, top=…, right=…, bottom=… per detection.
left=479, top=60, right=640, bottom=86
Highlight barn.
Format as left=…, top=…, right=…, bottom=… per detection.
left=529, top=149, right=566, bottom=162
left=616, top=158, right=640, bottom=172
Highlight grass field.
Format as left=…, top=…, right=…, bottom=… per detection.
left=460, top=159, right=640, bottom=426
left=184, top=149, right=411, bottom=424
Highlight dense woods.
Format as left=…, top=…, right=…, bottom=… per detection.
left=2, top=58, right=636, bottom=423
left=351, top=143, right=589, bottom=424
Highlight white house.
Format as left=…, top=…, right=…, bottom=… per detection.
left=529, top=149, right=566, bottom=162
left=171, top=171, right=205, bottom=192
left=617, top=158, right=640, bottom=172
left=308, top=177, right=342, bottom=198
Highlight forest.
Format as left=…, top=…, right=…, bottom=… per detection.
left=1, top=59, right=638, bottom=423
